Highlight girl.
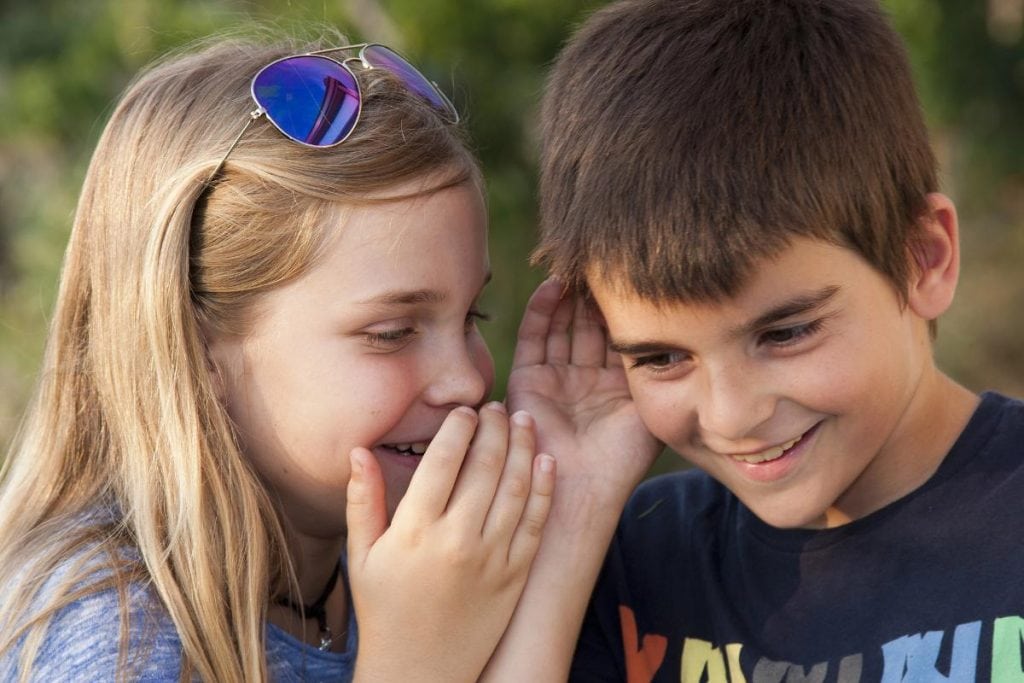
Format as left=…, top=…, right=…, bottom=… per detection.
left=0, top=30, right=557, bottom=682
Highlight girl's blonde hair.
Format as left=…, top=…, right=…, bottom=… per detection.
left=0, top=29, right=479, bottom=682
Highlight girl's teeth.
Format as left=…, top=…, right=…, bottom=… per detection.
left=731, top=436, right=801, bottom=464
left=387, top=442, right=431, bottom=455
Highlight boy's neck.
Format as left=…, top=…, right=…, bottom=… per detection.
left=826, top=368, right=978, bottom=527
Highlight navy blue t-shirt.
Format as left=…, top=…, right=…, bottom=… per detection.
left=572, top=392, right=1024, bottom=682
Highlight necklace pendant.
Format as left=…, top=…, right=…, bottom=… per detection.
left=318, top=626, right=334, bottom=652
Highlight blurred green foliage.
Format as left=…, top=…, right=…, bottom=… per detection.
left=2, top=0, right=1023, bottom=477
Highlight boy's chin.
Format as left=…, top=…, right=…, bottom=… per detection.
left=743, top=497, right=839, bottom=530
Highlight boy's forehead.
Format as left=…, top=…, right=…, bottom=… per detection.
left=587, top=237, right=860, bottom=302
left=587, top=274, right=740, bottom=353
left=585, top=237, right=879, bottom=341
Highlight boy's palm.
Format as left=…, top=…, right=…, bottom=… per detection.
left=478, top=280, right=662, bottom=682
left=507, top=279, right=661, bottom=518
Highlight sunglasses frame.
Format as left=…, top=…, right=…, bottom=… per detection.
left=206, top=43, right=459, bottom=184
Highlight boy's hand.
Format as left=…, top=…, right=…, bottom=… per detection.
left=479, top=279, right=661, bottom=682
left=346, top=403, right=555, bottom=683
left=507, top=278, right=661, bottom=522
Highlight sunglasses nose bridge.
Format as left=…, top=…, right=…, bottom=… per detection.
left=340, top=55, right=367, bottom=70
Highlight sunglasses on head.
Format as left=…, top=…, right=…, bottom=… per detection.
left=207, top=43, right=459, bottom=183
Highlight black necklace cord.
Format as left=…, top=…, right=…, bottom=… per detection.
left=275, top=559, right=342, bottom=651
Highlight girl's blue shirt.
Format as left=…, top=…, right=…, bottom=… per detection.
left=0, top=522, right=357, bottom=682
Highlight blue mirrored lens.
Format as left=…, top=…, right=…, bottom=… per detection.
left=252, top=56, right=360, bottom=147
left=363, top=44, right=457, bottom=122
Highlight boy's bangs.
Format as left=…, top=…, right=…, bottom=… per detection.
left=544, top=152, right=854, bottom=305
left=536, top=0, right=937, bottom=305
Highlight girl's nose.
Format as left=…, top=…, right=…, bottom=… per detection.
left=422, top=335, right=492, bottom=408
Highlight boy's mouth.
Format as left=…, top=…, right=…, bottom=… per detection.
left=729, top=423, right=819, bottom=464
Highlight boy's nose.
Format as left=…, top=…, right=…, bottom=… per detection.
left=422, top=339, right=491, bottom=409
left=695, top=363, right=774, bottom=445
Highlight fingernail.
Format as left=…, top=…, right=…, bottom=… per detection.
left=539, top=454, right=555, bottom=473
left=350, top=449, right=365, bottom=475
left=511, top=410, right=533, bottom=427
left=453, top=406, right=476, bottom=418
left=485, top=400, right=507, bottom=414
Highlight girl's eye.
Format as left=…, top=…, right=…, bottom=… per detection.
left=365, top=327, right=416, bottom=347
left=465, top=307, right=491, bottom=331
left=629, top=351, right=687, bottom=372
left=759, top=319, right=824, bottom=346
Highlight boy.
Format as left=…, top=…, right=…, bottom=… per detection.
left=491, top=0, right=1024, bottom=680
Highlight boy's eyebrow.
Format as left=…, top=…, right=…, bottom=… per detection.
left=608, top=339, right=680, bottom=356
left=607, top=285, right=841, bottom=355
left=737, top=285, right=841, bottom=335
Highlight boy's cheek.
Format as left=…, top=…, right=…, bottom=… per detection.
left=630, top=387, right=692, bottom=452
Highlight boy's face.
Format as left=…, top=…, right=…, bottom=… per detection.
left=589, top=236, right=942, bottom=529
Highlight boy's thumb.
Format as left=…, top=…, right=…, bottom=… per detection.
left=346, top=447, right=388, bottom=563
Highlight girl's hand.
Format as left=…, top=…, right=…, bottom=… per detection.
left=346, top=403, right=555, bottom=683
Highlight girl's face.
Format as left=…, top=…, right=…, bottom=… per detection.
left=208, top=180, right=494, bottom=538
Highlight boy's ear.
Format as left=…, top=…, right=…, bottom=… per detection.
left=906, top=193, right=960, bottom=321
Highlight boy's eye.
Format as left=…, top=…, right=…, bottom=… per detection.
left=629, top=351, right=687, bottom=372
left=759, top=320, right=823, bottom=346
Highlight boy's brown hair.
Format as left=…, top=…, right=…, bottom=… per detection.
left=535, top=0, right=938, bottom=303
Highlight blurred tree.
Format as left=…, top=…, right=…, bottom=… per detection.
left=1, top=0, right=1022, bottom=475
left=887, top=0, right=1024, bottom=398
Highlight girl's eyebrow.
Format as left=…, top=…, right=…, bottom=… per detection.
left=357, top=272, right=493, bottom=307
left=358, top=289, right=447, bottom=306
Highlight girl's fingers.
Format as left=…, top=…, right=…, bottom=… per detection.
left=512, top=278, right=565, bottom=368
left=481, top=410, right=537, bottom=541
left=569, top=296, right=608, bottom=367
left=445, top=402, right=511, bottom=526
left=391, top=406, right=478, bottom=524
left=507, top=453, right=556, bottom=565
left=346, top=448, right=388, bottom=566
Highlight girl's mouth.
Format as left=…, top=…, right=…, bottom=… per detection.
left=380, top=441, right=430, bottom=457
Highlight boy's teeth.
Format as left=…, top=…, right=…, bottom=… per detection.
left=731, top=436, right=801, bottom=464
left=411, top=442, right=427, bottom=454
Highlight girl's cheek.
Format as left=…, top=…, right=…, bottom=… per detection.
left=474, top=339, right=497, bottom=394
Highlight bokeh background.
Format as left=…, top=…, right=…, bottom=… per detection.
left=2, top=0, right=1023, bottom=474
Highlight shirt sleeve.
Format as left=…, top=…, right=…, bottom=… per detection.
left=3, top=582, right=183, bottom=682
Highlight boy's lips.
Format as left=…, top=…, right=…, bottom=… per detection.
left=726, top=422, right=822, bottom=466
